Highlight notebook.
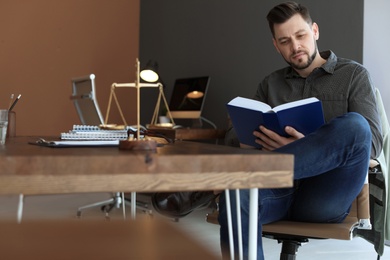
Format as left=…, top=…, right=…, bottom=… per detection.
left=29, top=138, right=120, bottom=147
left=60, top=125, right=128, bottom=140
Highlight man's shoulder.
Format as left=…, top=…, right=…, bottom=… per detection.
left=328, top=51, right=364, bottom=68
left=324, top=50, right=368, bottom=74
left=336, top=56, right=361, bottom=66
left=335, top=56, right=369, bottom=75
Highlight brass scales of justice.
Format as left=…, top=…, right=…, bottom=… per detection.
left=104, top=59, right=175, bottom=150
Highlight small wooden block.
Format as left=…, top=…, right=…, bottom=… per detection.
left=119, top=139, right=157, bottom=150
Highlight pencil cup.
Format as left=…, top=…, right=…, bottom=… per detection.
left=7, top=111, right=16, bottom=138
left=0, top=109, right=8, bottom=144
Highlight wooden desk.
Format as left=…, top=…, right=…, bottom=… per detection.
left=0, top=137, right=293, bottom=259
left=0, top=137, right=293, bottom=195
left=0, top=219, right=219, bottom=260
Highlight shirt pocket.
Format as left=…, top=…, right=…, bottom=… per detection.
left=315, top=93, right=347, bottom=123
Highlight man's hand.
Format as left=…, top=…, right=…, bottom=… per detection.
left=254, top=125, right=304, bottom=151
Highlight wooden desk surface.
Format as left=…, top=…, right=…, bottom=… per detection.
left=0, top=137, right=293, bottom=195
left=146, top=127, right=226, bottom=140
left=175, top=128, right=226, bottom=140
left=145, top=126, right=226, bottom=140
left=0, top=219, right=219, bottom=260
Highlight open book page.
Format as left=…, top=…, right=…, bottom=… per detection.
left=272, top=97, right=320, bottom=112
left=227, top=97, right=272, bottom=112
left=227, top=97, right=320, bottom=113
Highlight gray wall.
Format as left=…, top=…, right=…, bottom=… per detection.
left=139, top=0, right=363, bottom=129
left=364, top=0, right=390, bottom=119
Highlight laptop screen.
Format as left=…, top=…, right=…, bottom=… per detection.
left=168, top=76, right=210, bottom=119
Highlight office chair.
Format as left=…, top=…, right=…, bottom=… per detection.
left=71, top=74, right=152, bottom=219
left=206, top=176, right=374, bottom=259
left=76, top=192, right=151, bottom=219
left=206, top=88, right=388, bottom=259
left=261, top=88, right=389, bottom=259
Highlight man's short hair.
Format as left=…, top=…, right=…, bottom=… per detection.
left=266, top=1, right=313, bottom=38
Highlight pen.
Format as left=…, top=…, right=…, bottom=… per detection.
left=9, top=94, right=21, bottom=112
left=8, top=94, right=14, bottom=110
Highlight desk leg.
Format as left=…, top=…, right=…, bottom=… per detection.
left=17, top=194, right=24, bottom=223
left=235, top=190, right=243, bottom=260
left=130, top=192, right=136, bottom=219
left=121, top=192, right=126, bottom=219
left=224, top=189, right=234, bottom=260
left=225, top=189, right=244, bottom=260
left=225, top=189, right=259, bottom=260
left=248, top=188, right=258, bottom=260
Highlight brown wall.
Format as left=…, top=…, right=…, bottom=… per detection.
left=0, top=0, right=139, bottom=136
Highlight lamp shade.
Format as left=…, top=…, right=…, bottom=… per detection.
left=185, top=78, right=206, bottom=99
left=186, top=90, right=204, bottom=99
left=140, top=60, right=159, bottom=83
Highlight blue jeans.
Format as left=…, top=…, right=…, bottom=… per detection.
left=218, top=112, right=372, bottom=260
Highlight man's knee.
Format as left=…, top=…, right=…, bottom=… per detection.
left=337, top=112, right=369, bottom=129
left=331, top=112, right=371, bottom=142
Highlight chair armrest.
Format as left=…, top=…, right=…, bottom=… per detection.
left=369, top=159, right=382, bottom=174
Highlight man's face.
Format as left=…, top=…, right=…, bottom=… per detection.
left=272, top=14, right=319, bottom=71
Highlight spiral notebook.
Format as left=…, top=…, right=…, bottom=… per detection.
left=29, top=138, right=120, bottom=147
left=60, top=125, right=128, bottom=140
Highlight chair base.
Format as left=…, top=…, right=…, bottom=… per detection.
left=77, top=192, right=152, bottom=219
left=263, top=233, right=309, bottom=260
left=280, top=240, right=301, bottom=260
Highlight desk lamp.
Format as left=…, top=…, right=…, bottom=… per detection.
left=104, top=59, right=174, bottom=150
left=140, top=60, right=159, bottom=83
left=139, top=60, right=175, bottom=127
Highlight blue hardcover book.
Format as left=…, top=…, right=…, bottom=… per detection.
left=226, top=97, right=325, bottom=148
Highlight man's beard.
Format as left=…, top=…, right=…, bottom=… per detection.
left=286, top=45, right=318, bottom=71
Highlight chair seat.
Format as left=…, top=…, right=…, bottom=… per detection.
left=206, top=211, right=359, bottom=240
left=262, top=216, right=359, bottom=240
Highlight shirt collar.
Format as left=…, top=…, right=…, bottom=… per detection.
left=286, top=50, right=337, bottom=78
left=320, top=50, right=336, bottom=74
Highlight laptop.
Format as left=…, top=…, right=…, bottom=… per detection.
left=70, top=74, right=104, bottom=125
left=168, top=76, right=210, bottom=119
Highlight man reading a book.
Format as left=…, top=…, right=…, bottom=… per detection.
left=220, top=1, right=383, bottom=259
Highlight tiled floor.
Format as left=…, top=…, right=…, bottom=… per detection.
left=0, top=192, right=388, bottom=259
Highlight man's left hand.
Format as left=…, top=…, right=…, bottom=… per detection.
left=254, top=125, right=304, bottom=151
